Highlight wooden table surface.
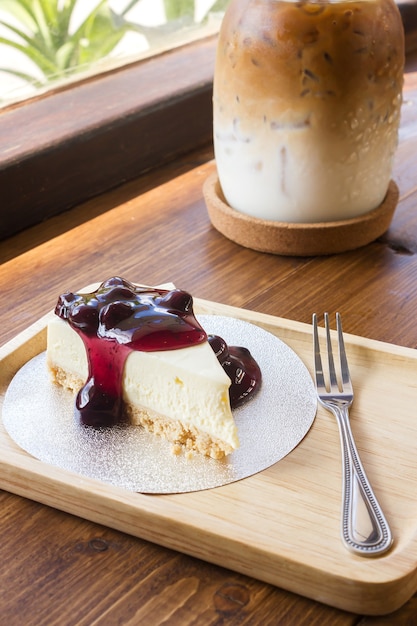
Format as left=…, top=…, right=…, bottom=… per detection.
left=1, top=59, right=417, bottom=626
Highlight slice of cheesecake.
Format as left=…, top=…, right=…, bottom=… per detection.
left=46, top=277, right=240, bottom=459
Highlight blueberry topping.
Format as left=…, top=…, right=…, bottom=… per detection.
left=55, top=277, right=261, bottom=427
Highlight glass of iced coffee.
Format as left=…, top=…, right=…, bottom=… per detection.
left=213, top=0, right=404, bottom=224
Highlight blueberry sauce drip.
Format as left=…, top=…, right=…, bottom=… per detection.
left=208, top=335, right=262, bottom=408
left=55, top=277, right=261, bottom=427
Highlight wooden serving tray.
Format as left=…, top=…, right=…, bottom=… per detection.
left=1, top=299, right=417, bottom=616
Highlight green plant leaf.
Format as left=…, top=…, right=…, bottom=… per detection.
left=0, top=65, right=44, bottom=88
left=0, top=0, right=38, bottom=32
left=54, top=40, right=77, bottom=71
left=0, top=35, right=58, bottom=75
left=36, top=0, right=60, bottom=27
left=163, top=0, right=195, bottom=21
left=67, top=2, right=120, bottom=66
left=0, top=17, right=53, bottom=59
left=30, top=0, right=55, bottom=49
left=0, top=0, right=230, bottom=88
left=209, top=0, right=230, bottom=12
left=120, top=0, right=145, bottom=18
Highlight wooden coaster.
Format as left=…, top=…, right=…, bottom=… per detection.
left=203, top=173, right=399, bottom=256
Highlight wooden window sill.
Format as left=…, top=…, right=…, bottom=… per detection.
left=2, top=4, right=416, bottom=242
left=0, top=36, right=217, bottom=240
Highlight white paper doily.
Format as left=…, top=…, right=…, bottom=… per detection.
left=2, top=316, right=317, bottom=493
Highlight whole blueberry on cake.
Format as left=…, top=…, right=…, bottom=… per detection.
left=47, top=277, right=261, bottom=459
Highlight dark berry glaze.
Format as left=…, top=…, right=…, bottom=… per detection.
left=208, top=335, right=262, bottom=409
left=55, top=277, right=261, bottom=427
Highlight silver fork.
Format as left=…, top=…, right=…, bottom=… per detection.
left=313, top=312, right=393, bottom=557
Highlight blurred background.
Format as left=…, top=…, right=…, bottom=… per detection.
left=0, top=0, right=229, bottom=106
left=0, top=0, right=416, bottom=108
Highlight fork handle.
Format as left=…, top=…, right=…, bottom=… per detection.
left=334, top=405, right=393, bottom=556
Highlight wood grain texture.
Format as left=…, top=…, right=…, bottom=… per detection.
left=0, top=490, right=353, bottom=626
left=0, top=37, right=216, bottom=240
left=1, top=304, right=417, bottom=616
left=0, top=65, right=417, bottom=626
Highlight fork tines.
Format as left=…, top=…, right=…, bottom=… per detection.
left=312, top=312, right=353, bottom=396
